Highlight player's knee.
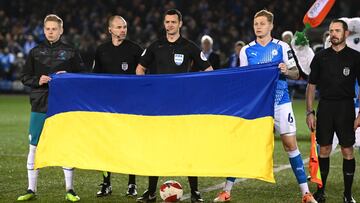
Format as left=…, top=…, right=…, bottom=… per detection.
left=282, top=138, right=298, bottom=152
left=319, top=145, right=332, bottom=157
left=284, top=144, right=298, bottom=152
left=343, top=154, right=354, bottom=160
left=341, top=146, right=354, bottom=159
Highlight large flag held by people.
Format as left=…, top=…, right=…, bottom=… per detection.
left=35, top=63, right=279, bottom=183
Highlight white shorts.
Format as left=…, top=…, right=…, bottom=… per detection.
left=274, top=102, right=297, bottom=136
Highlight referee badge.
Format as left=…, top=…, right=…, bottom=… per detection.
left=174, top=54, right=184, bottom=65
left=122, top=62, right=128, bottom=71
left=343, top=67, right=350, bottom=76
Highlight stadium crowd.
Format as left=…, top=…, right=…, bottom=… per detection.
left=0, top=0, right=358, bottom=89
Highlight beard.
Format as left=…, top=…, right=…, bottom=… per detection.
left=330, top=34, right=345, bottom=46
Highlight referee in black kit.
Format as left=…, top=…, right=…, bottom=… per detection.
left=306, top=19, right=360, bottom=203
left=93, top=15, right=143, bottom=198
left=136, top=9, right=213, bottom=203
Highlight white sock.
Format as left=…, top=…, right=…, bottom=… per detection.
left=224, top=180, right=234, bottom=194
left=27, top=145, right=38, bottom=192
left=299, top=183, right=310, bottom=195
left=63, top=167, right=74, bottom=191
left=287, top=148, right=300, bottom=158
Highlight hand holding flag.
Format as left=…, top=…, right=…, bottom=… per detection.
left=309, top=131, right=323, bottom=188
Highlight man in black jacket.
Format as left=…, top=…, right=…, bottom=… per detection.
left=17, top=14, right=85, bottom=202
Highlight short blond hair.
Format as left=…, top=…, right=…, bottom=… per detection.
left=254, top=9, right=273, bottom=23
left=44, top=14, right=63, bottom=28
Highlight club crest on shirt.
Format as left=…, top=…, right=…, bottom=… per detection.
left=174, top=54, right=184, bottom=65
left=343, top=67, right=350, bottom=76
left=121, top=62, right=128, bottom=71
left=271, top=49, right=278, bottom=56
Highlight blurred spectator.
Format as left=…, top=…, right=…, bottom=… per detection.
left=12, top=52, right=26, bottom=79
left=228, top=40, right=245, bottom=67
left=281, top=30, right=293, bottom=44
left=200, top=35, right=220, bottom=69
left=23, top=35, right=37, bottom=55
left=311, top=30, right=331, bottom=53
left=6, top=33, right=23, bottom=54
left=322, top=30, right=330, bottom=44
left=0, top=48, right=15, bottom=79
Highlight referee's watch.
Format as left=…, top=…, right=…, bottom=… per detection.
left=306, top=110, right=315, bottom=116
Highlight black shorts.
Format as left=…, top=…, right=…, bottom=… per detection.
left=316, top=99, right=355, bottom=147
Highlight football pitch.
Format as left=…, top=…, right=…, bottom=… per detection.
left=1, top=95, right=360, bottom=202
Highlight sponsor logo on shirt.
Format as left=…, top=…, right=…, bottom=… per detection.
left=174, top=54, right=184, bottom=65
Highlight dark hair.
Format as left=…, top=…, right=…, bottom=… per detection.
left=164, top=9, right=182, bottom=22
left=331, top=19, right=348, bottom=31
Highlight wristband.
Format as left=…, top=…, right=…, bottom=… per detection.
left=306, top=110, right=315, bottom=116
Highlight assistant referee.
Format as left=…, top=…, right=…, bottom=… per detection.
left=306, top=19, right=360, bottom=203
left=135, top=9, right=213, bottom=203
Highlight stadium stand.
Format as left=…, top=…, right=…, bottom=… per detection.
left=0, top=0, right=358, bottom=92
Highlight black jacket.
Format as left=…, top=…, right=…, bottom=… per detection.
left=21, top=39, right=85, bottom=113
left=208, top=52, right=220, bottom=69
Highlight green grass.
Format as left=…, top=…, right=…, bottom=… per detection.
left=0, top=95, right=359, bottom=202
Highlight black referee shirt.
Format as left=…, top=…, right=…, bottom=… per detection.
left=93, top=39, right=143, bottom=74
left=140, top=36, right=210, bottom=74
left=309, top=46, right=360, bottom=100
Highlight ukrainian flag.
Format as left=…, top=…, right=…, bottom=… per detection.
left=35, top=63, right=279, bottom=183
